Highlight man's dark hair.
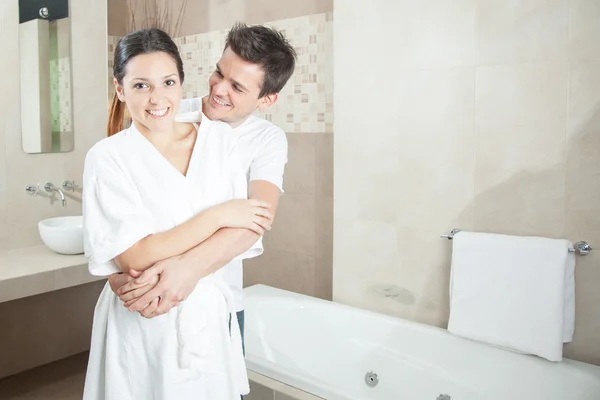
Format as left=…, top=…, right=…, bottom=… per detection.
left=225, top=22, right=297, bottom=98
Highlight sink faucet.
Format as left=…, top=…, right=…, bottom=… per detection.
left=61, top=180, right=79, bottom=192
left=44, top=182, right=67, bottom=207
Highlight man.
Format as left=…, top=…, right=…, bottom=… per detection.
left=106, top=22, right=296, bottom=344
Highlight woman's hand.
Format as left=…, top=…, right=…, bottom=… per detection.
left=108, top=271, right=136, bottom=295
left=118, top=274, right=160, bottom=305
left=212, top=199, right=273, bottom=235
left=109, top=270, right=161, bottom=318
left=122, top=256, right=201, bottom=317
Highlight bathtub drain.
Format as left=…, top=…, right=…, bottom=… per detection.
left=364, top=371, right=378, bottom=387
left=437, top=395, right=452, bottom=400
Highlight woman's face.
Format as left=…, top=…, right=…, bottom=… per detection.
left=115, top=51, right=183, bottom=134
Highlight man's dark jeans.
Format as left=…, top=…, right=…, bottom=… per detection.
left=229, top=310, right=245, bottom=354
left=230, top=310, right=246, bottom=399
left=237, top=310, right=245, bottom=356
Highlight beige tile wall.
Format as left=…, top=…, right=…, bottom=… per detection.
left=107, top=0, right=333, bottom=37
left=0, top=0, right=108, bottom=378
left=334, top=0, right=600, bottom=365
left=245, top=132, right=333, bottom=300
left=233, top=13, right=333, bottom=299
left=107, top=0, right=128, bottom=36
left=180, top=13, right=333, bottom=134
left=107, top=9, right=334, bottom=300
left=239, top=12, right=333, bottom=299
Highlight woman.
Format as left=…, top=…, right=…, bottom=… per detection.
left=82, top=28, right=267, bottom=399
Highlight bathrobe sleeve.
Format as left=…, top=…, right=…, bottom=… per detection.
left=82, top=147, right=155, bottom=276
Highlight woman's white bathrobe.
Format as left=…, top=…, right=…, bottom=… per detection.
left=81, top=113, right=260, bottom=400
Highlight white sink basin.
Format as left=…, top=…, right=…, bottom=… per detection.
left=38, top=216, right=84, bottom=255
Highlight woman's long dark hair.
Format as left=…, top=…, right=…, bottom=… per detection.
left=108, top=28, right=184, bottom=137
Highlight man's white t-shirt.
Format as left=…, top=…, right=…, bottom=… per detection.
left=176, top=97, right=288, bottom=312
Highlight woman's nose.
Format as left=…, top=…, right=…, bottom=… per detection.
left=149, top=88, right=166, bottom=104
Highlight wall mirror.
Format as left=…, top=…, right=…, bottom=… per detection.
left=19, top=0, right=74, bottom=154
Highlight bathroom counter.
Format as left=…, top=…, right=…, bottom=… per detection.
left=0, top=246, right=106, bottom=303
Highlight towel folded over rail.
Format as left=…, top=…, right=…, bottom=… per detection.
left=447, top=231, right=575, bottom=362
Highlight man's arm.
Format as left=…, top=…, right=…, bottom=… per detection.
left=177, top=123, right=287, bottom=274
left=114, top=181, right=280, bottom=315
left=182, top=180, right=281, bottom=276
left=114, top=128, right=287, bottom=314
left=113, top=208, right=220, bottom=273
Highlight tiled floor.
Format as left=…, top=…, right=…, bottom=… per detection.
left=0, top=352, right=88, bottom=400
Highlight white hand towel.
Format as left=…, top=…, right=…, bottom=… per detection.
left=447, top=231, right=576, bottom=362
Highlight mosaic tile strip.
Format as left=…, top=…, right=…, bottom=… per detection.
left=107, top=11, right=333, bottom=133
left=50, top=57, right=73, bottom=134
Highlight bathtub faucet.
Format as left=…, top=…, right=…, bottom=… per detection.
left=44, top=182, right=67, bottom=207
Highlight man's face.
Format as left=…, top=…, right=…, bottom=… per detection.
left=204, top=47, right=277, bottom=127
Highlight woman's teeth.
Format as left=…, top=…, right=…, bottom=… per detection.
left=147, top=108, right=169, bottom=117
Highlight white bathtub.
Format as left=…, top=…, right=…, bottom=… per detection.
left=243, top=284, right=600, bottom=400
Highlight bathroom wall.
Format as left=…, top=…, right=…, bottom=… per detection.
left=0, top=0, right=108, bottom=378
left=333, top=0, right=600, bottom=365
left=107, top=0, right=332, bottom=37
left=0, top=0, right=107, bottom=251
left=107, top=0, right=334, bottom=300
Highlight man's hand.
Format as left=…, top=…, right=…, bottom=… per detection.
left=123, top=256, right=204, bottom=317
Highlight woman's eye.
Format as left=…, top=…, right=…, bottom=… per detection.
left=165, top=79, right=176, bottom=86
left=134, top=83, right=148, bottom=90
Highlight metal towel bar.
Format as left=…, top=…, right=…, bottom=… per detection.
left=441, top=228, right=592, bottom=256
